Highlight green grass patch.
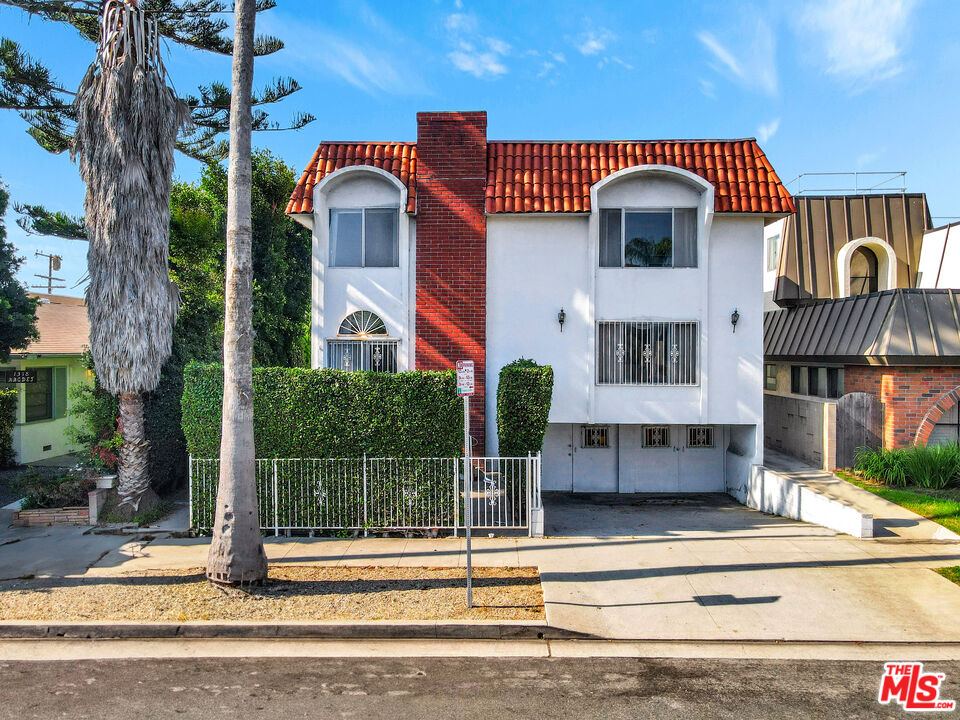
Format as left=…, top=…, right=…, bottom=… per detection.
left=836, top=470, right=960, bottom=535
left=936, top=567, right=960, bottom=586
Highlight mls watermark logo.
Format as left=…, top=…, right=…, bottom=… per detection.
left=878, top=662, right=956, bottom=712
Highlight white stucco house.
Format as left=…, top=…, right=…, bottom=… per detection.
left=286, top=111, right=795, bottom=494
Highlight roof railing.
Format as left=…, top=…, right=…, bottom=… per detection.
left=784, top=171, right=907, bottom=196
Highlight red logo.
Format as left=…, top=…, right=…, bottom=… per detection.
left=878, top=663, right=956, bottom=712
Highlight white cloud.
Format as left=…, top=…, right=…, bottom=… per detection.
left=611, top=56, right=634, bottom=70
left=577, top=28, right=615, bottom=56
left=856, top=151, right=880, bottom=168
left=550, top=51, right=567, bottom=64
left=697, top=19, right=778, bottom=96
left=699, top=78, right=716, bottom=99
left=536, top=61, right=555, bottom=78
left=448, top=41, right=508, bottom=78
left=443, top=12, right=511, bottom=78
left=796, top=0, right=917, bottom=85
left=757, top=118, right=780, bottom=144
left=259, top=13, right=427, bottom=95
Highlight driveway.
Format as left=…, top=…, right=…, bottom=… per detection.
left=527, top=493, right=960, bottom=641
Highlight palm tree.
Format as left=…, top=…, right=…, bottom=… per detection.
left=206, top=0, right=267, bottom=585
left=72, top=0, right=188, bottom=517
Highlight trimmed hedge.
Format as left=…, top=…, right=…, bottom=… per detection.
left=182, top=362, right=462, bottom=459
left=497, top=358, right=554, bottom=457
left=0, top=388, right=16, bottom=467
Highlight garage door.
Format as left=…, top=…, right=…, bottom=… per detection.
left=619, top=425, right=724, bottom=492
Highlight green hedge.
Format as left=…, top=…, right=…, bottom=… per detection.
left=0, top=388, right=16, bottom=467
left=181, top=362, right=463, bottom=459
left=497, top=358, right=554, bottom=457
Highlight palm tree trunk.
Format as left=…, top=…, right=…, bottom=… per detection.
left=206, top=0, right=267, bottom=586
left=115, top=392, right=157, bottom=517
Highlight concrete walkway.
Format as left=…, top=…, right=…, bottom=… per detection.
left=60, top=494, right=960, bottom=643
left=764, top=448, right=960, bottom=541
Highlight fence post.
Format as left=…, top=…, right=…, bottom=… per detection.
left=188, top=454, right=193, bottom=531
left=526, top=452, right=532, bottom=537
left=363, top=454, right=368, bottom=537
left=452, top=459, right=459, bottom=538
left=272, top=459, right=279, bottom=537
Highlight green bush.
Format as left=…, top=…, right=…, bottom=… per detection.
left=854, top=444, right=960, bottom=489
left=181, top=362, right=462, bottom=459
left=144, top=356, right=189, bottom=495
left=0, top=387, right=17, bottom=468
left=66, top=379, right=120, bottom=471
left=496, top=358, right=554, bottom=457
left=12, top=470, right=95, bottom=510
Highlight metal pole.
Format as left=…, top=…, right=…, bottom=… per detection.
left=464, top=394, right=472, bottom=608
left=272, top=459, right=279, bottom=537
left=363, top=453, right=368, bottom=537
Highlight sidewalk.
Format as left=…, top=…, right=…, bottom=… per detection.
left=764, top=448, right=960, bottom=541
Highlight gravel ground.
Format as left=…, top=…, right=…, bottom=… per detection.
left=0, top=565, right=544, bottom=622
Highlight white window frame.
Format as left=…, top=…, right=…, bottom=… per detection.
left=329, top=205, right=400, bottom=268
left=600, top=207, right=698, bottom=269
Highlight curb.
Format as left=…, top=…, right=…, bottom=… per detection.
left=0, top=622, right=589, bottom=641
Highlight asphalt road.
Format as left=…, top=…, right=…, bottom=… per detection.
left=2, top=657, right=957, bottom=719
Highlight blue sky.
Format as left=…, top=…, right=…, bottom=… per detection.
left=1, top=0, right=958, bottom=297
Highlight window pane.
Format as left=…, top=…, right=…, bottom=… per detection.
left=766, top=233, right=781, bottom=272
left=597, top=321, right=698, bottom=385
left=53, top=367, right=67, bottom=418
left=364, top=208, right=398, bottom=267
left=673, top=208, right=698, bottom=268
left=330, top=210, right=362, bottom=267
left=599, top=209, right=622, bottom=267
left=327, top=340, right=362, bottom=372
left=807, top=367, right=820, bottom=397
left=364, top=341, right=398, bottom=373
left=25, top=368, right=52, bottom=422
left=826, top=368, right=840, bottom=398
left=791, top=366, right=801, bottom=394
left=624, top=212, right=672, bottom=267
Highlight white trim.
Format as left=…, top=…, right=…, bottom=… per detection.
left=836, top=237, right=897, bottom=297
left=313, top=165, right=409, bottom=211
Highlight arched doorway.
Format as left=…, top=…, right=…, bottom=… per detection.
left=327, top=311, right=398, bottom=373
left=849, top=246, right=879, bottom=295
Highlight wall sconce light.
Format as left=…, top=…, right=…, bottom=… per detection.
left=557, top=307, right=566, bottom=332
left=731, top=308, right=740, bottom=333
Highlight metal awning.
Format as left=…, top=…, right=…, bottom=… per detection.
left=764, top=289, right=960, bottom=365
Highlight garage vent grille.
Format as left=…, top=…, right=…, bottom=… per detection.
left=580, top=425, right=610, bottom=448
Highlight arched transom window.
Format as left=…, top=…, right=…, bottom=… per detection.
left=328, top=311, right=397, bottom=373
left=850, top=246, right=879, bottom=295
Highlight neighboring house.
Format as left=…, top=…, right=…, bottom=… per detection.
left=917, top=219, right=960, bottom=289
left=1, top=294, right=92, bottom=464
left=286, top=111, right=795, bottom=493
left=762, top=193, right=960, bottom=468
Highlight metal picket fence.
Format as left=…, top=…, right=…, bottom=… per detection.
left=190, top=453, right=542, bottom=536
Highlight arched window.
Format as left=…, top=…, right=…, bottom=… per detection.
left=849, top=246, right=879, bottom=295
left=338, top=310, right=387, bottom=337
left=328, top=311, right=397, bottom=373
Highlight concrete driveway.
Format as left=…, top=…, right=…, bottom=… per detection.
left=529, top=493, right=960, bottom=641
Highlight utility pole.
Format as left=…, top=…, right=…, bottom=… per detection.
left=32, top=251, right=65, bottom=294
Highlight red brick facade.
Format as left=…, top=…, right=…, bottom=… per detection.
left=843, top=366, right=960, bottom=448
left=414, top=111, right=488, bottom=451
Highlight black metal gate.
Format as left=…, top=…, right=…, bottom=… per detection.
left=836, top=392, right=884, bottom=468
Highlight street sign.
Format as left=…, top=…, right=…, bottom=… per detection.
left=456, top=360, right=475, bottom=396
left=2, top=370, right=36, bottom=384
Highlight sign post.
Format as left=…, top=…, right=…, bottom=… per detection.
left=456, top=360, right=475, bottom=609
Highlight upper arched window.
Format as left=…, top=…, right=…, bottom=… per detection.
left=338, top=310, right=387, bottom=337
left=850, top=246, right=879, bottom=295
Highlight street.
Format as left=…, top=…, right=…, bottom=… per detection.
left=3, top=656, right=955, bottom=719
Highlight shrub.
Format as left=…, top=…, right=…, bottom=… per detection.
left=0, top=387, right=17, bottom=468
left=496, top=358, right=554, bottom=457
left=902, top=444, right=960, bottom=490
left=144, top=356, right=189, bottom=495
left=181, top=362, right=462, bottom=459
left=853, top=446, right=908, bottom=486
left=12, top=470, right=95, bottom=510
left=66, top=380, right=120, bottom=472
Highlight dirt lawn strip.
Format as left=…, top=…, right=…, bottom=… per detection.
left=0, top=566, right=544, bottom=622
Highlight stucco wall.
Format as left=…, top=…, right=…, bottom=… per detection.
left=310, top=170, right=414, bottom=371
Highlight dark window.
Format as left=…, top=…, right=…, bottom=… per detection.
left=580, top=425, right=610, bottom=449
left=791, top=366, right=802, bottom=394
left=599, top=208, right=697, bottom=268
left=25, top=368, right=53, bottom=422
left=826, top=367, right=841, bottom=398
left=642, top=425, right=670, bottom=448
left=765, top=363, right=778, bottom=391
left=850, top=246, right=879, bottom=295
left=330, top=208, right=399, bottom=267
left=686, top=425, right=715, bottom=448
left=807, top=367, right=820, bottom=397
left=597, top=321, right=698, bottom=385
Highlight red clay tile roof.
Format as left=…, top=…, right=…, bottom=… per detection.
left=12, top=294, right=90, bottom=356
left=287, top=139, right=794, bottom=216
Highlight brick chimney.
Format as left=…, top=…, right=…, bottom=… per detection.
left=415, top=111, right=488, bottom=452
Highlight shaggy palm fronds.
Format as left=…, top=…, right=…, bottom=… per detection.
left=853, top=446, right=908, bottom=486
left=71, top=2, right=190, bottom=397
left=854, top=444, right=960, bottom=489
